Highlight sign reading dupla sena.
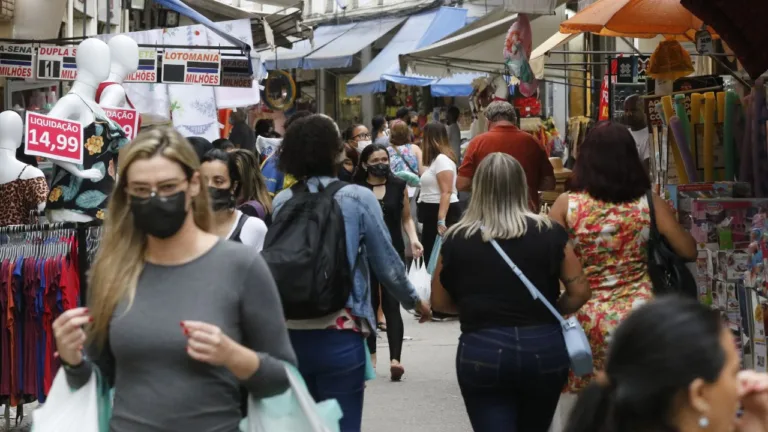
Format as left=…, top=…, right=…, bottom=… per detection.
left=162, top=50, right=221, bottom=86
left=24, top=112, right=83, bottom=164
left=126, top=48, right=158, bottom=83
left=37, top=46, right=78, bottom=81
left=103, top=107, right=139, bottom=140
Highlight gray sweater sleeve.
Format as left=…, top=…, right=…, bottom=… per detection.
left=239, top=255, right=298, bottom=398
left=64, top=334, right=116, bottom=390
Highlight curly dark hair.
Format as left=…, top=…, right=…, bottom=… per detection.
left=277, top=114, right=343, bottom=179
left=570, top=121, right=651, bottom=203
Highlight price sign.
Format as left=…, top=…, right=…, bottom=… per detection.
left=37, top=46, right=78, bottom=81
left=0, top=44, right=34, bottom=78
left=24, top=112, right=83, bottom=164
left=695, top=30, right=714, bottom=55
left=103, top=107, right=139, bottom=140
left=162, top=50, right=221, bottom=86
left=126, top=48, right=158, bottom=83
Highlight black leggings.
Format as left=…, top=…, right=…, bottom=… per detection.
left=366, top=270, right=405, bottom=361
left=418, top=202, right=462, bottom=269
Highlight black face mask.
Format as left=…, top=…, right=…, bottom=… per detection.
left=338, top=168, right=353, bottom=182
left=208, top=186, right=234, bottom=211
left=130, top=191, right=188, bottom=239
left=367, top=163, right=390, bottom=178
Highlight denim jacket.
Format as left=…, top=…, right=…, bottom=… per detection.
left=271, top=176, right=420, bottom=332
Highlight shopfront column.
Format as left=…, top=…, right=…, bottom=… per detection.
left=361, top=45, right=373, bottom=127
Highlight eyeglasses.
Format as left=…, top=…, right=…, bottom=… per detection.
left=126, top=179, right=188, bottom=199
left=353, top=133, right=371, bottom=140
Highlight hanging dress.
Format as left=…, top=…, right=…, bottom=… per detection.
left=0, top=167, right=49, bottom=227
left=47, top=114, right=129, bottom=220
left=564, top=192, right=654, bottom=393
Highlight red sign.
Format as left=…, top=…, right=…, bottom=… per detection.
left=103, top=107, right=139, bottom=140
left=24, top=112, right=83, bottom=164
left=598, top=58, right=619, bottom=121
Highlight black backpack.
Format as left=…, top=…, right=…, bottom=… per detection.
left=262, top=180, right=352, bottom=319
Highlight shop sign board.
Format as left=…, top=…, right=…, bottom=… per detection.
left=162, top=50, right=221, bottom=86
left=221, top=58, right=253, bottom=88
left=103, top=107, right=139, bottom=141
left=0, top=44, right=34, bottom=79
left=24, top=112, right=83, bottom=164
left=37, top=46, right=78, bottom=81
left=125, top=48, right=158, bottom=83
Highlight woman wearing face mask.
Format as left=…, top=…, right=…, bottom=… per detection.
left=338, top=145, right=359, bottom=183
left=372, top=115, right=390, bottom=146
left=344, top=124, right=372, bottom=154
left=352, top=143, right=423, bottom=380
left=200, top=149, right=268, bottom=250
left=51, top=127, right=296, bottom=431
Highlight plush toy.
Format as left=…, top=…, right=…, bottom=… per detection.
left=503, top=14, right=538, bottom=98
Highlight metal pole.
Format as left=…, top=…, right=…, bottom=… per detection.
left=83, top=0, right=88, bottom=36
left=107, top=0, right=112, bottom=33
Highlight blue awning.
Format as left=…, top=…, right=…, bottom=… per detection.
left=264, top=23, right=356, bottom=70
left=154, top=0, right=250, bottom=54
left=346, top=7, right=468, bottom=96
left=430, top=72, right=487, bottom=97
left=302, top=17, right=405, bottom=70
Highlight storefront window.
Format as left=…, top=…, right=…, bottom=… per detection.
left=336, top=75, right=361, bottom=131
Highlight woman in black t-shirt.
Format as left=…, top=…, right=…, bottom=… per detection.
left=354, top=143, right=423, bottom=381
left=431, top=153, right=591, bottom=432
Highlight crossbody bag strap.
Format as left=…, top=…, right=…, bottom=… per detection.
left=487, top=237, right=567, bottom=326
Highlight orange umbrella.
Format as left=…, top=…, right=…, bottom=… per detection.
left=560, top=0, right=718, bottom=41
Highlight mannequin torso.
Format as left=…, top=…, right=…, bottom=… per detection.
left=0, top=110, right=48, bottom=225
left=97, top=35, right=139, bottom=109
left=46, top=38, right=123, bottom=223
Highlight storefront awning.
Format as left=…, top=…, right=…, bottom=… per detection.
left=264, top=23, right=356, bottom=70
left=302, top=17, right=406, bottom=70
left=430, top=72, right=487, bottom=97
left=530, top=31, right=578, bottom=79
left=346, top=7, right=468, bottom=96
left=154, top=0, right=252, bottom=54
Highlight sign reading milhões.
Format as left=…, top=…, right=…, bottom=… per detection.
left=221, top=58, right=253, bottom=88
left=0, top=44, right=34, bottom=79
left=125, top=48, right=158, bottom=83
left=37, top=46, right=78, bottom=81
left=162, top=50, right=221, bottom=86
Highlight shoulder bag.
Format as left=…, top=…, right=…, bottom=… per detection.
left=645, top=191, right=698, bottom=298
left=487, top=235, right=593, bottom=377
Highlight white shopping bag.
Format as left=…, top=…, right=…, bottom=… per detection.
left=408, top=257, right=431, bottom=300
left=33, top=368, right=101, bottom=432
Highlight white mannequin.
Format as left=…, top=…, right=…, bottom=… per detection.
left=0, top=111, right=47, bottom=213
left=47, top=38, right=111, bottom=222
left=99, top=35, right=139, bottom=108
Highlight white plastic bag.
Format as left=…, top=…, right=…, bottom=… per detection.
left=408, top=257, right=431, bottom=300
left=33, top=368, right=101, bottom=432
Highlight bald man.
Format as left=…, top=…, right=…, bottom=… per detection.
left=624, top=94, right=651, bottom=173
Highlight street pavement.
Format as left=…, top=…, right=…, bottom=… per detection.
left=1, top=311, right=468, bottom=432
left=363, top=312, right=470, bottom=432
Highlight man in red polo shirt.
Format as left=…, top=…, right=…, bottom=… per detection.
left=457, top=101, right=555, bottom=210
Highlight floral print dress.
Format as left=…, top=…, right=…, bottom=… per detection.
left=47, top=116, right=129, bottom=220
left=564, top=192, right=654, bottom=393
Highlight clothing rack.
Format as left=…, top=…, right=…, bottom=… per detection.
left=0, top=220, right=102, bottom=429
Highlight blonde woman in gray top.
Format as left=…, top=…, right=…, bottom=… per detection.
left=52, top=127, right=296, bottom=432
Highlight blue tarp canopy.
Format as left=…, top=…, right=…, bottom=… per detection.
left=430, top=72, right=487, bottom=97
left=346, top=7, right=468, bottom=96
left=264, top=23, right=356, bottom=70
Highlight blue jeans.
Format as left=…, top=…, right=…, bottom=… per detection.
left=456, top=325, right=569, bottom=432
left=290, top=329, right=366, bottom=432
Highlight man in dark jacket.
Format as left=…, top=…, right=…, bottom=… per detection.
left=228, top=109, right=257, bottom=153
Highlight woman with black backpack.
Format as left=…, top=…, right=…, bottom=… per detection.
left=200, top=149, right=268, bottom=249
left=263, top=114, right=432, bottom=432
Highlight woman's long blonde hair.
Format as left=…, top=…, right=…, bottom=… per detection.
left=421, top=122, right=456, bottom=165
left=447, top=152, right=550, bottom=242
left=88, top=127, right=212, bottom=348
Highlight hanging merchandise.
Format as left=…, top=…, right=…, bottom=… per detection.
left=0, top=221, right=101, bottom=427
left=647, top=40, right=695, bottom=81
left=263, top=70, right=296, bottom=112
left=503, top=14, right=538, bottom=98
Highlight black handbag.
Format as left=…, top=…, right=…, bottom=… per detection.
left=646, top=190, right=698, bottom=297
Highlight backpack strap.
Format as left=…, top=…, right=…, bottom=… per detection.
left=229, top=214, right=250, bottom=243
left=321, top=180, right=348, bottom=197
